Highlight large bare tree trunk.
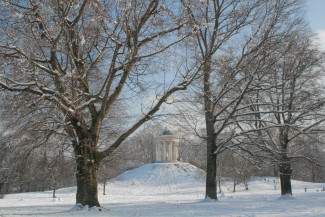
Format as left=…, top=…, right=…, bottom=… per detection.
left=204, top=59, right=217, bottom=200
left=74, top=139, right=100, bottom=207
left=279, top=156, right=292, bottom=195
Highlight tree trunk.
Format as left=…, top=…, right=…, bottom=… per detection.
left=75, top=157, right=100, bottom=207
left=311, top=163, right=316, bottom=183
left=233, top=181, right=236, bottom=192
left=103, top=182, right=106, bottom=195
left=244, top=182, right=248, bottom=190
left=205, top=147, right=217, bottom=199
left=279, top=161, right=292, bottom=195
left=204, top=59, right=217, bottom=200
left=0, top=182, right=4, bottom=198
left=273, top=166, right=278, bottom=177
left=0, top=182, right=3, bottom=192
left=206, top=131, right=217, bottom=199
left=74, top=138, right=100, bottom=207
left=53, top=185, right=56, bottom=198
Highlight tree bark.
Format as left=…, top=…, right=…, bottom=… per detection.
left=279, top=159, right=292, bottom=195
left=204, top=59, right=217, bottom=200
left=0, top=182, right=4, bottom=198
left=312, top=163, right=316, bottom=183
left=53, top=185, right=56, bottom=198
left=74, top=138, right=100, bottom=207
left=278, top=127, right=292, bottom=195
left=205, top=139, right=217, bottom=199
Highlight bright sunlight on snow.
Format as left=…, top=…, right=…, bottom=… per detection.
left=1, top=162, right=325, bottom=217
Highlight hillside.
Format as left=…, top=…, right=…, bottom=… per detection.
left=113, top=162, right=205, bottom=186
left=106, top=162, right=206, bottom=202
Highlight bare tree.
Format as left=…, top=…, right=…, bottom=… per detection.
left=239, top=30, right=325, bottom=195
left=125, top=124, right=163, bottom=164
left=291, top=135, right=325, bottom=183
left=180, top=0, right=303, bottom=200
left=0, top=0, right=199, bottom=207
left=43, top=148, right=74, bottom=198
left=0, top=138, right=17, bottom=198
left=98, top=157, right=118, bottom=196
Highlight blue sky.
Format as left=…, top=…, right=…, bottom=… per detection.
left=305, top=0, right=325, bottom=49
left=305, top=0, right=325, bottom=31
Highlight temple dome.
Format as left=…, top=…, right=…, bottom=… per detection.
left=157, top=129, right=175, bottom=137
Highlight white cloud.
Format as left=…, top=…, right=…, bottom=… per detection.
left=315, top=30, right=325, bottom=51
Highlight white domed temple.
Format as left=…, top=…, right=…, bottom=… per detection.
left=154, top=129, right=179, bottom=162
left=107, top=128, right=206, bottom=198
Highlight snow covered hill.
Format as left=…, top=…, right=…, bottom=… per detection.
left=105, top=162, right=206, bottom=203
left=113, top=162, right=205, bottom=186
left=111, top=163, right=204, bottom=192
left=1, top=162, right=325, bottom=216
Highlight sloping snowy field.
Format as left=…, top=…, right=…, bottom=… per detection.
left=1, top=162, right=325, bottom=216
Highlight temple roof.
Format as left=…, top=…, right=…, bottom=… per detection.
left=157, top=129, right=175, bottom=137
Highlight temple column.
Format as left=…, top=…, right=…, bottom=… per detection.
left=166, top=142, right=169, bottom=161
left=159, top=143, right=162, bottom=161
left=155, top=143, right=159, bottom=161
left=154, top=130, right=179, bottom=163
left=162, top=142, right=166, bottom=161
left=167, top=142, right=171, bottom=161
left=172, top=142, right=178, bottom=161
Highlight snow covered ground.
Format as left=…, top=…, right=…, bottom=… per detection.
left=1, top=162, right=325, bottom=216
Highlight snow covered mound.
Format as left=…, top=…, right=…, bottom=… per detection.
left=113, top=162, right=205, bottom=185
left=108, top=162, right=205, bottom=196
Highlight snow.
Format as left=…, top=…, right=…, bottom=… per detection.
left=1, top=162, right=325, bottom=216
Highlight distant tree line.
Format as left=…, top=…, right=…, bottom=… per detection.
left=2, top=122, right=325, bottom=198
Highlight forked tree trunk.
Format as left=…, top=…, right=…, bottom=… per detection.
left=74, top=139, right=100, bottom=207
left=279, top=161, right=292, bottom=195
